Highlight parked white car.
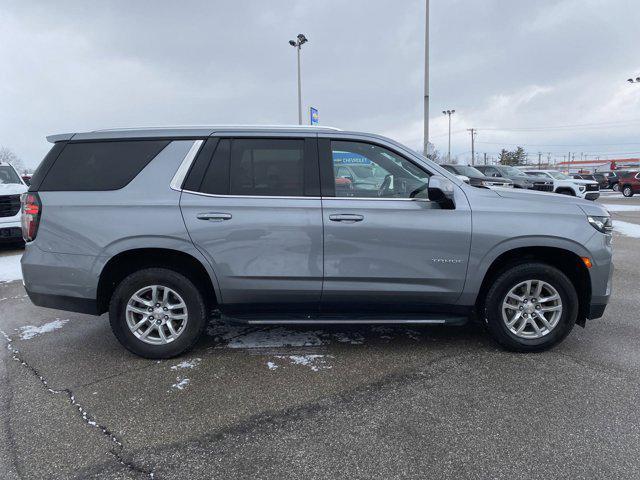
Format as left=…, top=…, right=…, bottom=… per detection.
left=0, top=162, right=28, bottom=244
left=524, top=170, right=600, bottom=201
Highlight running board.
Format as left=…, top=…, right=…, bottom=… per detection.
left=234, top=316, right=468, bottom=326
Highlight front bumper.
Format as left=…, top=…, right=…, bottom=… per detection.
left=584, top=192, right=600, bottom=201
left=0, top=217, right=23, bottom=243
left=588, top=303, right=607, bottom=320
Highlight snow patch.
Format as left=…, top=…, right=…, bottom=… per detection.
left=330, top=331, right=364, bottom=345
left=0, top=254, right=22, bottom=283
left=19, top=319, right=69, bottom=340
left=208, top=322, right=371, bottom=349
left=604, top=204, right=640, bottom=212
left=171, top=378, right=190, bottom=391
left=272, top=354, right=333, bottom=372
left=170, top=358, right=201, bottom=370
left=614, top=220, right=640, bottom=239
left=208, top=323, right=323, bottom=349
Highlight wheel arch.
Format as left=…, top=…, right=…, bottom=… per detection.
left=97, top=248, right=219, bottom=314
left=474, top=246, right=591, bottom=326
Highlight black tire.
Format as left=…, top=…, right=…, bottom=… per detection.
left=612, top=183, right=620, bottom=192
left=556, top=188, right=574, bottom=196
left=109, top=268, right=207, bottom=359
left=482, top=263, right=578, bottom=352
left=622, top=186, right=634, bottom=197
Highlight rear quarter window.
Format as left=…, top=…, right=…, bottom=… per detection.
left=39, top=140, right=169, bottom=191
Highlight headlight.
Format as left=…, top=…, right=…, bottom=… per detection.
left=588, top=215, right=613, bottom=234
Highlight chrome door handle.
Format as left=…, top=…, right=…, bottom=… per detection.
left=197, top=213, right=232, bottom=221
left=329, top=214, right=364, bottom=223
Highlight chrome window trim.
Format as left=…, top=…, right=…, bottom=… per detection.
left=180, top=189, right=429, bottom=202
left=169, top=139, right=204, bottom=191
left=181, top=189, right=320, bottom=200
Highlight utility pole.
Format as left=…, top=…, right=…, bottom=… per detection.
left=484, top=152, right=487, bottom=165
left=442, top=110, right=455, bottom=162
left=467, top=128, right=477, bottom=165
left=538, top=152, right=542, bottom=170
left=289, top=34, right=309, bottom=125
left=423, top=0, right=430, bottom=155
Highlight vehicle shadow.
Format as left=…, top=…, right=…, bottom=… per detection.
left=195, top=317, right=495, bottom=354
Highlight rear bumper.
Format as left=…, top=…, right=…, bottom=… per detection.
left=25, top=289, right=100, bottom=315
left=21, top=245, right=101, bottom=315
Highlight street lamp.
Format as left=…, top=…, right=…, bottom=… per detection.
left=627, top=77, right=640, bottom=83
left=442, top=109, right=455, bottom=163
left=289, top=33, right=308, bottom=125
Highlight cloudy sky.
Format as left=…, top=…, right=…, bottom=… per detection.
left=1, top=0, right=639, bottom=168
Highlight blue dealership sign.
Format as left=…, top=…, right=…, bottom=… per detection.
left=310, top=107, right=319, bottom=125
left=332, top=151, right=372, bottom=165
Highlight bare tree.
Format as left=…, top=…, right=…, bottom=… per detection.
left=0, top=146, right=25, bottom=173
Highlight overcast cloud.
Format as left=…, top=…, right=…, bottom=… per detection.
left=1, top=0, right=639, bottom=168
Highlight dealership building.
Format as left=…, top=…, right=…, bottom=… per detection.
left=554, top=158, right=640, bottom=174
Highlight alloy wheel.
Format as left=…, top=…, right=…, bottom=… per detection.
left=501, top=280, right=563, bottom=339
left=125, top=285, right=188, bottom=345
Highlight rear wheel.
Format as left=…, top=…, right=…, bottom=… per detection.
left=623, top=185, right=634, bottom=197
left=109, top=268, right=207, bottom=358
left=612, top=183, right=620, bottom=192
left=482, top=263, right=578, bottom=352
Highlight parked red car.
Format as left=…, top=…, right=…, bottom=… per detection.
left=619, top=171, right=640, bottom=197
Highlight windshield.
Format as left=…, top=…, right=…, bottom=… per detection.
left=0, top=165, right=22, bottom=185
left=548, top=171, right=570, bottom=180
left=453, top=165, right=484, bottom=177
left=500, top=166, right=527, bottom=177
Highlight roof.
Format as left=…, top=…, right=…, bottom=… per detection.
left=47, top=125, right=342, bottom=143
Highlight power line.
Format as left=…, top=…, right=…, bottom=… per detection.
left=476, top=119, right=640, bottom=132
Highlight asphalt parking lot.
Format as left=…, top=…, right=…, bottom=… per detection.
left=2, top=192, right=640, bottom=480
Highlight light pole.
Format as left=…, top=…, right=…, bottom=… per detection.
left=424, top=0, right=430, bottom=155
left=289, top=34, right=308, bottom=125
left=442, top=109, right=455, bottom=163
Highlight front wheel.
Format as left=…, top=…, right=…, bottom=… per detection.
left=482, top=263, right=578, bottom=352
left=623, top=186, right=634, bottom=197
left=109, top=268, right=207, bottom=359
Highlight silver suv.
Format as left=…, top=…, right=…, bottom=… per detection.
left=21, top=126, right=613, bottom=358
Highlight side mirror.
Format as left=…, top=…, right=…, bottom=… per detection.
left=428, top=175, right=455, bottom=207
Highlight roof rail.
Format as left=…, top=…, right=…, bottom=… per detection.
left=92, top=124, right=342, bottom=132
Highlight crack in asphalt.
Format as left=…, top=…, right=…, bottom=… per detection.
left=1, top=349, right=23, bottom=479
left=0, top=330, right=156, bottom=480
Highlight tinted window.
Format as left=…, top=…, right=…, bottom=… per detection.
left=331, top=141, right=429, bottom=198
left=39, top=140, right=169, bottom=191
left=229, top=139, right=305, bottom=196
left=199, top=139, right=230, bottom=195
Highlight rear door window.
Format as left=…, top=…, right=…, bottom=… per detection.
left=39, top=140, right=169, bottom=191
left=230, top=139, right=306, bottom=197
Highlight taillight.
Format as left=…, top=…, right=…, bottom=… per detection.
left=21, top=192, right=42, bottom=242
